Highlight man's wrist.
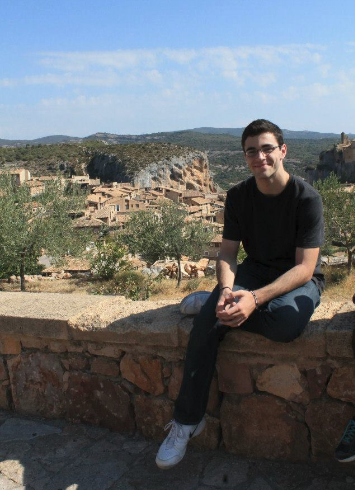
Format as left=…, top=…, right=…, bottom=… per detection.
left=219, top=286, right=232, bottom=292
left=249, top=290, right=259, bottom=310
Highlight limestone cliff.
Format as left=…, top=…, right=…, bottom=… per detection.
left=86, top=144, right=216, bottom=192
left=306, top=134, right=355, bottom=184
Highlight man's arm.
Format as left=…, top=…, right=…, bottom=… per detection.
left=216, top=246, right=320, bottom=327
left=215, top=238, right=240, bottom=316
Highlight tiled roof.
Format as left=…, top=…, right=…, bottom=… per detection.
left=73, top=216, right=104, bottom=228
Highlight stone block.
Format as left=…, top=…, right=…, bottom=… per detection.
left=91, top=358, right=120, bottom=377
left=305, top=398, right=354, bottom=458
left=219, top=325, right=326, bottom=359
left=0, top=338, right=21, bottom=355
left=48, top=340, right=67, bottom=353
left=306, top=365, right=332, bottom=399
left=191, top=415, right=220, bottom=450
left=61, top=359, right=70, bottom=371
left=66, top=341, right=85, bottom=353
left=326, top=302, right=355, bottom=358
left=168, top=363, right=184, bottom=400
left=134, top=395, right=174, bottom=440
left=0, top=359, right=7, bottom=381
left=216, top=356, right=253, bottom=394
left=220, top=394, right=309, bottom=461
left=87, top=343, right=122, bottom=359
left=162, top=363, right=172, bottom=378
left=256, top=364, right=309, bottom=404
left=67, top=354, right=89, bottom=371
left=207, top=376, right=221, bottom=414
left=327, top=366, right=355, bottom=403
left=69, top=298, right=180, bottom=347
left=66, top=372, right=135, bottom=433
left=7, top=352, right=65, bottom=418
left=120, top=354, right=164, bottom=395
left=20, top=337, right=48, bottom=350
left=0, top=292, right=108, bottom=340
left=0, top=382, right=10, bottom=410
left=177, top=316, right=193, bottom=348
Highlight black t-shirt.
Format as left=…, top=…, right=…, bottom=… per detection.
left=222, top=175, right=325, bottom=291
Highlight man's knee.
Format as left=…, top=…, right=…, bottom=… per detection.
left=265, top=296, right=316, bottom=342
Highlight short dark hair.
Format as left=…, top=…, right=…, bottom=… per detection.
left=241, top=119, right=284, bottom=150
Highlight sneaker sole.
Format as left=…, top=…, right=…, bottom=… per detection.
left=155, top=449, right=186, bottom=470
left=336, top=454, right=355, bottom=463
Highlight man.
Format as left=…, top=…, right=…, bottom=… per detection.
left=155, top=119, right=324, bottom=469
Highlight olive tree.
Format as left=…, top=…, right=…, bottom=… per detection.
left=0, top=173, right=88, bottom=290
left=125, top=200, right=214, bottom=286
left=315, top=173, right=355, bottom=274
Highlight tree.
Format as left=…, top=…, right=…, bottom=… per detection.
left=125, top=200, right=214, bottom=286
left=314, top=173, right=355, bottom=274
left=0, top=173, right=88, bottom=290
left=90, top=236, right=127, bottom=279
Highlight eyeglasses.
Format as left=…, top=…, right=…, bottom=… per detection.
left=244, top=145, right=282, bottom=158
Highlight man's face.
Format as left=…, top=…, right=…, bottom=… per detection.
left=243, top=132, right=287, bottom=181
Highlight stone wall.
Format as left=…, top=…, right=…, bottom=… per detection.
left=0, top=292, right=354, bottom=462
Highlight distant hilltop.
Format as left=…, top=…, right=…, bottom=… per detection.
left=1, top=127, right=355, bottom=147
left=306, top=132, right=355, bottom=184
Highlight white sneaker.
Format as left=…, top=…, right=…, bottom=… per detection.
left=155, top=418, right=206, bottom=469
left=180, top=291, right=211, bottom=315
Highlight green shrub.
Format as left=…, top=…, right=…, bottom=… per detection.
left=183, top=278, right=201, bottom=292
left=113, top=270, right=153, bottom=300
left=90, top=239, right=126, bottom=280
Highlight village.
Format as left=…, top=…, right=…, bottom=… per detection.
left=5, top=168, right=227, bottom=282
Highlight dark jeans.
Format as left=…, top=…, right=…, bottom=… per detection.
left=174, top=260, right=321, bottom=425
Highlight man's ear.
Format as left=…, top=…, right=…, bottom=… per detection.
left=281, top=144, right=287, bottom=159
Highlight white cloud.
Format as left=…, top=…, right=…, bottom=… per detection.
left=163, top=49, right=197, bottom=64
left=282, top=86, right=300, bottom=101
left=0, top=78, right=18, bottom=87
left=39, top=49, right=158, bottom=72
left=3, top=42, right=353, bottom=138
left=254, top=91, right=277, bottom=104
left=318, top=64, right=332, bottom=78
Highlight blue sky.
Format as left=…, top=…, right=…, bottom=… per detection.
left=1, top=0, right=355, bottom=139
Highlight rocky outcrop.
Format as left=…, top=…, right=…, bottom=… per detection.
left=86, top=146, right=215, bottom=192
left=133, top=154, right=214, bottom=191
left=306, top=135, right=355, bottom=184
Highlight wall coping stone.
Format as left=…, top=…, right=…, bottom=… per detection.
left=0, top=292, right=353, bottom=359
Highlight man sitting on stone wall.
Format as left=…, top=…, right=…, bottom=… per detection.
left=155, top=119, right=325, bottom=469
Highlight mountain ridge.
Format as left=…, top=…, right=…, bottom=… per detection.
left=1, top=127, right=354, bottom=147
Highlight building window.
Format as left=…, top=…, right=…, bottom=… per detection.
left=116, top=205, right=120, bottom=211
left=203, top=251, right=209, bottom=256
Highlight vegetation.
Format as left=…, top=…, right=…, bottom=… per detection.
left=90, top=236, right=127, bottom=280
left=0, top=173, right=88, bottom=290
left=0, top=133, right=340, bottom=190
left=124, top=201, right=214, bottom=286
left=315, top=174, right=355, bottom=274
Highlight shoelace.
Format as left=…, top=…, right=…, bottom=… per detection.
left=163, top=420, right=184, bottom=448
left=342, top=419, right=355, bottom=444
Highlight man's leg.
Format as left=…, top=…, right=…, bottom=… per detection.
left=173, top=284, right=228, bottom=425
left=173, top=260, right=269, bottom=425
left=239, top=279, right=321, bottom=342
left=156, top=284, right=225, bottom=468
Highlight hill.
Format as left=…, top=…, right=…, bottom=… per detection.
left=0, top=129, right=343, bottom=189
left=191, top=127, right=355, bottom=140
